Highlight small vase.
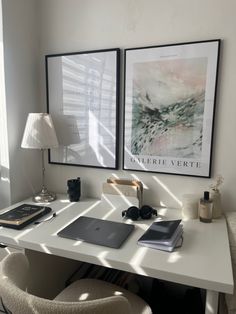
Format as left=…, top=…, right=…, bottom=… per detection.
left=210, top=189, right=222, bottom=218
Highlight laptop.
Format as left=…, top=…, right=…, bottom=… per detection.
left=57, top=216, right=135, bottom=249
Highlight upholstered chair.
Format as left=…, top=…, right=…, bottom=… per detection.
left=0, top=252, right=152, bottom=314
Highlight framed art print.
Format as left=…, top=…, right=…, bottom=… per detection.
left=123, top=40, right=220, bottom=177
left=46, top=48, right=120, bottom=169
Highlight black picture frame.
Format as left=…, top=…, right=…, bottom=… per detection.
left=123, top=40, right=221, bottom=177
left=46, top=48, right=120, bottom=169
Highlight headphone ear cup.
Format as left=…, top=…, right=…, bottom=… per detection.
left=126, top=206, right=140, bottom=220
left=139, top=205, right=154, bottom=219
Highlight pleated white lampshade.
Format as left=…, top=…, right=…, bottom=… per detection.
left=21, top=113, right=58, bottom=203
left=21, top=113, right=58, bottom=149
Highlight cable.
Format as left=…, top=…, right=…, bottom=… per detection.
left=34, top=212, right=57, bottom=225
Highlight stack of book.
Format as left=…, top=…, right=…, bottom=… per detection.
left=137, top=219, right=183, bottom=252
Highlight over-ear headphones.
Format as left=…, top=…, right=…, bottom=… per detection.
left=122, top=205, right=157, bottom=221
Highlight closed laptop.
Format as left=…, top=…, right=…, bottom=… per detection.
left=57, top=216, right=134, bottom=249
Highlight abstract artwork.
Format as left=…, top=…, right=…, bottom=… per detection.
left=123, top=40, right=220, bottom=177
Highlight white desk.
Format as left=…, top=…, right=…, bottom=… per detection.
left=0, top=195, right=234, bottom=314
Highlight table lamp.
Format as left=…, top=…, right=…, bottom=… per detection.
left=21, top=113, right=59, bottom=203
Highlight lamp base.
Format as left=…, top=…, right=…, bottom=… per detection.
left=33, top=187, right=57, bottom=203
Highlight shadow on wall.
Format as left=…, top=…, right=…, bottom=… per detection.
left=109, top=172, right=182, bottom=209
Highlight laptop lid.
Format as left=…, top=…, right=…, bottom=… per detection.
left=57, top=216, right=135, bottom=249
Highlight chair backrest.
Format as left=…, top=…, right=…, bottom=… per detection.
left=0, top=252, right=131, bottom=314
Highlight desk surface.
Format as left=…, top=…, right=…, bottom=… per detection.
left=0, top=195, right=234, bottom=294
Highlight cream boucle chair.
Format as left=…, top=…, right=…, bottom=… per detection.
left=0, top=252, right=152, bottom=314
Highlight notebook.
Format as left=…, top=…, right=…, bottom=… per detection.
left=138, top=229, right=183, bottom=252
left=0, top=204, right=52, bottom=229
left=137, top=219, right=183, bottom=251
left=57, top=216, right=135, bottom=249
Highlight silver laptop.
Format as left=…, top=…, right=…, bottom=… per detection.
left=57, top=216, right=135, bottom=249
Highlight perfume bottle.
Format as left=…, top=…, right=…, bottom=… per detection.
left=199, top=191, right=213, bottom=223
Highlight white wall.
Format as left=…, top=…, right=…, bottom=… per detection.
left=2, top=0, right=236, bottom=212
left=0, top=0, right=10, bottom=208
left=37, top=0, right=236, bottom=211
left=1, top=0, right=41, bottom=205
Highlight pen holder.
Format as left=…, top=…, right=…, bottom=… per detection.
left=67, top=177, right=81, bottom=202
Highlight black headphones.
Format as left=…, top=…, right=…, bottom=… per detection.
left=122, top=205, right=157, bottom=221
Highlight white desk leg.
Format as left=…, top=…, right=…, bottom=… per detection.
left=205, top=290, right=219, bottom=314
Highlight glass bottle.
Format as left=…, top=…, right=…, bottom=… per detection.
left=199, top=191, right=213, bottom=223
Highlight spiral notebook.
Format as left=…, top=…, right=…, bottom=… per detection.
left=138, top=219, right=183, bottom=252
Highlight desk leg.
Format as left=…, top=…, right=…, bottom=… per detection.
left=205, top=290, right=219, bottom=314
